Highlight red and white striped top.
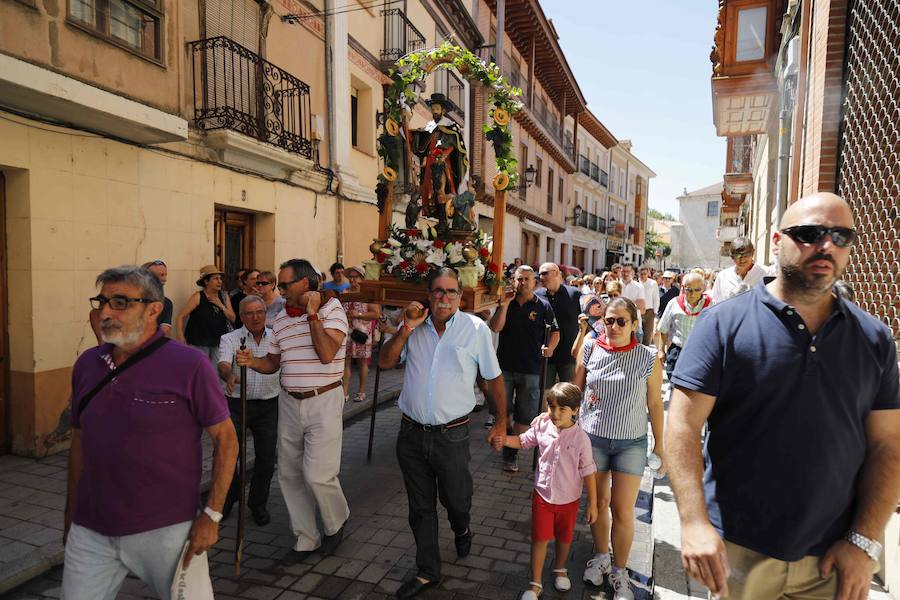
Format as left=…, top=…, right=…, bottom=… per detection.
left=269, top=298, right=348, bottom=391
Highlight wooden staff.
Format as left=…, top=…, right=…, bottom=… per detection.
left=533, top=324, right=551, bottom=471
left=366, top=332, right=385, bottom=463
left=234, top=336, right=248, bottom=576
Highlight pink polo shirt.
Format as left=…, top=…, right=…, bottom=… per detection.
left=519, top=414, right=596, bottom=505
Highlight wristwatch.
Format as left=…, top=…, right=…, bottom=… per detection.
left=846, top=531, right=882, bottom=561
left=203, top=506, right=223, bottom=523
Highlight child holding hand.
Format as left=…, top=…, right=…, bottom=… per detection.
left=493, top=382, right=598, bottom=599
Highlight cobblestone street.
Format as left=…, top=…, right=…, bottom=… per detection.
left=5, top=390, right=654, bottom=600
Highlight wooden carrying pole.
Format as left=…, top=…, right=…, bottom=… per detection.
left=491, top=189, right=506, bottom=270
left=234, top=337, right=248, bottom=575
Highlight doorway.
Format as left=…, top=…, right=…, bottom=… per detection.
left=214, top=208, right=255, bottom=291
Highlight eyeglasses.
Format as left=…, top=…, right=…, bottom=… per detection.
left=429, top=287, right=461, bottom=299
left=277, top=278, right=302, bottom=291
left=684, top=287, right=704, bottom=293
left=146, top=259, right=166, bottom=266
left=90, top=295, right=156, bottom=310
left=241, top=310, right=267, bottom=319
left=781, top=225, right=858, bottom=248
left=254, top=280, right=272, bottom=287
left=603, top=317, right=629, bottom=327
left=731, top=251, right=753, bottom=259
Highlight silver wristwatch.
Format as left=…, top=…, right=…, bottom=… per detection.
left=846, top=531, right=882, bottom=562
left=203, top=506, right=223, bottom=523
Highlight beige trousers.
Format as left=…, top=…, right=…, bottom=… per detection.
left=717, top=540, right=838, bottom=600
left=277, top=387, right=349, bottom=551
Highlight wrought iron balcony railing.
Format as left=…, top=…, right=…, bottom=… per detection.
left=434, top=69, right=465, bottom=118
left=588, top=213, right=598, bottom=230
left=381, top=9, right=425, bottom=66
left=600, top=170, right=609, bottom=188
left=590, top=162, right=600, bottom=182
left=579, top=155, right=591, bottom=176
left=577, top=210, right=589, bottom=228
left=597, top=216, right=607, bottom=233
left=190, top=36, right=312, bottom=159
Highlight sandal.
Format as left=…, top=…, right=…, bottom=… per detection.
left=521, top=582, right=542, bottom=599
left=552, top=568, right=571, bottom=592
left=353, top=392, right=366, bottom=403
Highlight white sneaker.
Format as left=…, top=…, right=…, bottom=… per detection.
left=609, top=568, right=634, bottom=600
left=583, top=552, right=611, bottom=586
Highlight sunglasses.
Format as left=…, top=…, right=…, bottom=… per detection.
left=604, top=317, right=629, bottom=327
left=781, top=225, right=857, bottom=248
left=254, top=280, right=272, bottom=287
left=731, top=252, right=752, bottom=259
left=277, top=278, right=302, bottom=291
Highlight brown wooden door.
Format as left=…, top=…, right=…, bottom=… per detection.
left=214, top=209, right=255, bottom=292
left=0, top=173, right=8, bottom=452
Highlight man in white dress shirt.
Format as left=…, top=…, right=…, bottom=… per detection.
left=711, top=237, right=768, bottom=303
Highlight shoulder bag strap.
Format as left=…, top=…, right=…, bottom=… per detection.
left=76, top=337, right=171, bottom=418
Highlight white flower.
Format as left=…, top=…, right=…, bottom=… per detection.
left=386, top=253, right=402, bottom=271
left=414, top=239, right=432, bottom=251
left=387, top=238, right=402, bottom=247
left=476, top=261, right=486, bottom=278
left=380, top=248, right=394, bottom=256
left=446, top=243, right=464, bottom=264
left=426, top=248, right=447, bottom=266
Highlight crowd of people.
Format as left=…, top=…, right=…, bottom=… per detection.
left=65, top=193, right=898, bottom=600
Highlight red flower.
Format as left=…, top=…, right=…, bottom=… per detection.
left=487, top=262, right=500, bottom=273
left=376, top=253, right=387, bottom=264
left=399, top=260, right=411, bottom=270
left=478, top=247, right=490, bottom=258
left=416, top=262, right=429, bottom=274
left=432, top=240, right=446, bottom=249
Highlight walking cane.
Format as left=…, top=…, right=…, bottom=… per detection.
left=533, top=324, right=551, bottom=471
left=366, top=332, right=385, bottom=463
left=235, top=337, right=248, bottom=576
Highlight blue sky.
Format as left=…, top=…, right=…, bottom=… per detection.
left=544, top=0, right=725, bottom=218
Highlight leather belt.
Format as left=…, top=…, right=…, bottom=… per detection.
left=286, top=380, right=342, bottom=400
left=402, top=413, right=470, bottom=432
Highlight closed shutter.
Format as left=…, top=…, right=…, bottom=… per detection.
left=204, top=0, right=259, bottom=52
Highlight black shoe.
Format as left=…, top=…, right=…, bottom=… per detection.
left=280, top=548, right=315, bottom=566
left=250, top=506, right=270, bottom=526
left=455, top=529, right=472, bottom=558
left=396, top=576, right=441, bottom=598
left=320, top=523, right=345, bottom=554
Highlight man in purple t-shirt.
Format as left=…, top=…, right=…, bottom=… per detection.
left=63, top=265, right=237, bottom=599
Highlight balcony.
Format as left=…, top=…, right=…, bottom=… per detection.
left=190, top=36, right=312, bottom=159
left=717, top=226, right=740, bottom=242
left=579, top=155, right=591, bottom=177
left=590, top=162, right=600, bottom=183
left=710, top=0, right=784, bottom=136
left=723, top=135, right=753, bottom=208
left=514, top=101, right=577, bottom=172
left=576, top=209, right=589, bottom=228
left=600, top=170, right=609, bottom=188
left=380, top=9, right=426, bottom=70
left=434, top=69, right=465, bottom=118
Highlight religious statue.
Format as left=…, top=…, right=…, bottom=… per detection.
left=404, top=93, right=469, bottom=234
left=447, top=190, right=476, bottom=231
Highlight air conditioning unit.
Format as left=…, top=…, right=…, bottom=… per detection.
left=784, top=36, right=800, bottom=78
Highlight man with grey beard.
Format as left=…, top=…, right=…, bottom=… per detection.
left=64, top=265, right=237, bottom=599
left=666, top=193, right=900, bottom=600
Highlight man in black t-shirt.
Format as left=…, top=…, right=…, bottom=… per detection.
left=143, top=260, right=173, bottom=337
left=489, top=266, right=559, bottom=472
left=535, top=263, right=581, bottom=387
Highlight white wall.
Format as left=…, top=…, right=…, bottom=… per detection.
left=675, top=192, right=725, bottom=270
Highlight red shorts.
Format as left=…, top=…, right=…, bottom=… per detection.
left=531, top=491, right=580, bottom=543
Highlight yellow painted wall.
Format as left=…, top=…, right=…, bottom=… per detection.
left=0, top=112, right=338, bottom=455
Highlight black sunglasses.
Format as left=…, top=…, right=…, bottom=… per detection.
left=276, top=278, right=302, bottom=291
left=603, top=317, right=629, bottom=327
left=254, top=280, right=272, bottom=287
left=781, top=225, right=857, bottom=248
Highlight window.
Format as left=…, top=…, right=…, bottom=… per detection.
left=619, top=168, right=625, bottom=197
left=546, top=168, right=554, bottom=214
left=707, top=200, right=720, bottom=217
left=69, top=0, right=163, bottom=60
left=535, top=157, right=543, bottom=188
left=736, top=6, right=767, bottom=62
left=558, top=177, right=564, bottom=204
left=350, top=89, right=359, bottom=148
left=609, top=167, right=615, bottom=195
left=519, top=143, right=529, bottom=196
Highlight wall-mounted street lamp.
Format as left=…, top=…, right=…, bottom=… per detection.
left=515, top=164, right=537, bottom=191
left=566, top=203, right=584, bottom=223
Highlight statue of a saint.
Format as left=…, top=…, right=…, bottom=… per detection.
left=405, top=93, right=469, bottom=233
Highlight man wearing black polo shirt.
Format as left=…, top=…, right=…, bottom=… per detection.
left=490, top=265, right=559, bottom=472
left=536, top=263, right=581, bottom=388
left=666, top=193, right=900, bottom=600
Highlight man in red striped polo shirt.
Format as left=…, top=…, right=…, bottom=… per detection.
left=237, top=258, right=349, bottom=565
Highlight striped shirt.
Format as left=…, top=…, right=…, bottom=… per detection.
left=269, top=298, right=348, bottom=391
left=580, top=341, right=656, bottom=440
left=218, top=326, right=281, bottom=400
left=656, top=297, right=707, bottom=349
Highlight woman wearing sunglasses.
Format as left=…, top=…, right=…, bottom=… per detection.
left=574, top=296, right=664, bottom=600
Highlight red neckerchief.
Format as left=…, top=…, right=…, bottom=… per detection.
left=285, top=305, right=305, bottom=318
left=676, top=293, right=711, bottom=316
left=596, top=334, right=639, bottom=353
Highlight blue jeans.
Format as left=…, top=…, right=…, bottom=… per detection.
left=589, top=433, right=648, bottom=476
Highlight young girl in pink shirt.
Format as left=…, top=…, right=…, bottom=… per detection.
left=494, top=382, right=598, bottom=599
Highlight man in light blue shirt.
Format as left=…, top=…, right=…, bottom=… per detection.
left=380, top=267, right=506, bottom=598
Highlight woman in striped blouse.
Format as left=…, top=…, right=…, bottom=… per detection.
left=574, top=297, right=665, bottom=600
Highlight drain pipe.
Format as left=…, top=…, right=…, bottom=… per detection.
left=324, top=0, right=344, bottom=263
left=775, top=36, right=800, bottom=224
